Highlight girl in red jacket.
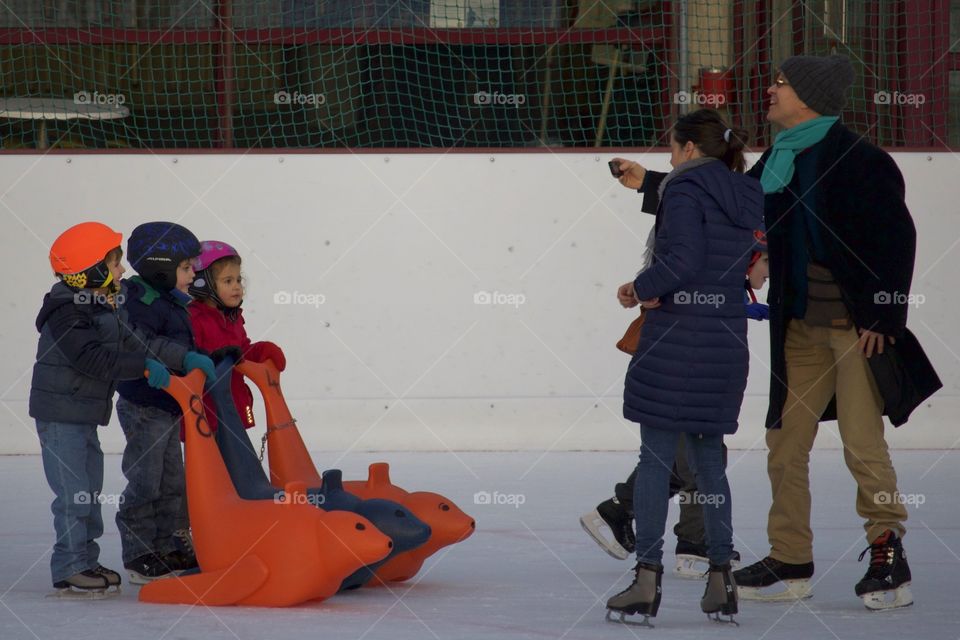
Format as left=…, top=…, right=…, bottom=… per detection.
left=188, top=241, right=285, bottom=432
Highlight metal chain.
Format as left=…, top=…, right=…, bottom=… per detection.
left=257, top=419, right=297, bottom=462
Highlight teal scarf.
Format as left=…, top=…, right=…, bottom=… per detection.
left=760, top=116, right=838, bottom=194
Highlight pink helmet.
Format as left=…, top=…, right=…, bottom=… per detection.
left=191, top=240, right=239, bottom=272
left=189, top=240, right=241, bottom=305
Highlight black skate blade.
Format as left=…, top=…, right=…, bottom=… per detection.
left=706, top=612, right=739, bottom=626
left=606, top=609, right=655, bottom=628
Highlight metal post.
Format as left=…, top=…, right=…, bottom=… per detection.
left=215, top=0, right=234, bottom=148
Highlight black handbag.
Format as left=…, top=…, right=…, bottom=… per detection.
left=866, top=328, right=942, bottom=427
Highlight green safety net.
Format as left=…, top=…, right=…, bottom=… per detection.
left=0, top=1, right=955, bottom=150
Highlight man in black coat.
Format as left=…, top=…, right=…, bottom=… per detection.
left=611, top=55, right=939, bottom=610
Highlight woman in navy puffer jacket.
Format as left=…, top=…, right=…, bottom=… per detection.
left=606, top=109, right=763, bottom=624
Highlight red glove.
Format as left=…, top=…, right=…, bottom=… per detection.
left=247, top=341, right=286, bottom=371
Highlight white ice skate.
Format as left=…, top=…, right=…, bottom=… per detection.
left=579, top=509, right=629, bottom=560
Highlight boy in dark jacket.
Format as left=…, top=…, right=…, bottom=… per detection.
left=31, top=222, right=185, bottom=596
left=114, top=222, right=215, bottom=584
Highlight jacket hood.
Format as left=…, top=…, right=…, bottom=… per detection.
left=672, top=160, right=764, bottom=231
left=36, top=282, right=76, bottom=331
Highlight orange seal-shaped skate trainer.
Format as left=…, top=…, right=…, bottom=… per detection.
left=238, top=359, right=476, bottom=585
left=138, top=365, right=393, bottom=606
left=344, top=463, right=476, bottom=584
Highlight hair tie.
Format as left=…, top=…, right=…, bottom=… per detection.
left=723, top=128, right=732, bottom=143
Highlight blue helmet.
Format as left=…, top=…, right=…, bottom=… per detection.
left=127, top=222, right=201, bottom=291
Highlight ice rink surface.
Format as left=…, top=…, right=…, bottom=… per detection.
left=1, top=449, right=957, bottom=640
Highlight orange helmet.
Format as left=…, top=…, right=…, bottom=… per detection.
left=49, top=222, right=122, bottom=288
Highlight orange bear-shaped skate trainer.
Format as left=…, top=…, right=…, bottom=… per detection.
left=238, top=360, right=475, bottom=585
left=138, top=369, right=393, bottom=607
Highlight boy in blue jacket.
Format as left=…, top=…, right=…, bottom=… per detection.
left=31, top=222, right=189, bottom=597
left=115, top=222, right=215, bottom=584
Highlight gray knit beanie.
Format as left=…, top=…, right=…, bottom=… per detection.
left=779, top=55, right=855, bottom=116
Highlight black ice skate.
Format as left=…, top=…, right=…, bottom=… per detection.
left=49, top=569, right=115, bottom=599
left=605, top=562, right=663, bottom=627
left=124, top=553, right=177, bottom=585
left=734, top=556, right=814, bottom=601
left=173, top=528, right=195, bottom=556
left=580, top=497, right=635, bottom=560
left=674, top=540, right=742, bottom=580
left=701, top=563, right=739, bottom=625
left=161, top=548, right=199, bottom=572
left=855, top=530, right=913, bottom=611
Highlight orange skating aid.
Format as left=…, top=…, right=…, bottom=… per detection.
left=344, top=463, right=476, bottom=584
left=238, top=360, right=476, bottom=585
left=138, top=366, right=393, bottom=606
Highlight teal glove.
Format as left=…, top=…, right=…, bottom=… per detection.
left=144, top=358, right=170, bottom=389
left=183, top=351, right=216, bottom=380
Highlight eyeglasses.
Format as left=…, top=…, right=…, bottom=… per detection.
left=774, top=76, right=790, bottom=87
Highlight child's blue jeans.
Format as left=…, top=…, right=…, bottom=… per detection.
left=36, top=420, right=104, bottom=584
left=115, top=397, right=184, bottom=564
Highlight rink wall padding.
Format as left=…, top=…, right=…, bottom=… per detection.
left=0, top=152, right=954, bottom=453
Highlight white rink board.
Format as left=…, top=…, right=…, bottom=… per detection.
left=0, top=151, right=956, bottom=453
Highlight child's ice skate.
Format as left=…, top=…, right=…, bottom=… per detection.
left=49, top=569, right=118, bottom=599
left=124, top=553, right=177, bottom=585
left=605, top=562, right=662, bottom=627
left=855, top=530, right=913, bottom=611
left=91, top=564, right=122, bottom=593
